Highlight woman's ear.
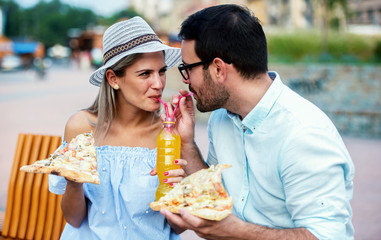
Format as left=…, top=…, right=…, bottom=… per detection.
left=105, top=69, right=118, bottom=88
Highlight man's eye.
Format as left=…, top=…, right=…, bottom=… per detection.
left=159, top=68, right=167, bottom=74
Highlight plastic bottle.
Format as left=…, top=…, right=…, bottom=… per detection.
left=155, top=117, right=181, bottom=201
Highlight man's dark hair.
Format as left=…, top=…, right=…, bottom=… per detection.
left=178, top=4, right=268, bottom=79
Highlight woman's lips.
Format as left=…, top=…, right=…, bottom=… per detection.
left=150, top=95, right=161, bottom=100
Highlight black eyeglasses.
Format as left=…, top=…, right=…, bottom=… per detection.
left=178, top=60, right=209, bottom=80
left=178, top=58, right=232, bottom=80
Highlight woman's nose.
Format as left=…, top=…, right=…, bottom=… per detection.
left=152, top=74, right=164, bottom=88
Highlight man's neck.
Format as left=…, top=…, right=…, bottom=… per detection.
left=225, top=72, right=273, bottom=119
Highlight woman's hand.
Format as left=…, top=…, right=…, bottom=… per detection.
left=61, top=179, right=87, bottom=228
left=150, top=158, right=188, bottom=187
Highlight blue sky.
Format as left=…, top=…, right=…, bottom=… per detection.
left=15, top=0, right=129, bottom=17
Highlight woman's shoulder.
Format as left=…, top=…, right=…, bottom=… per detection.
left=64, top=110, right=96, bottom=142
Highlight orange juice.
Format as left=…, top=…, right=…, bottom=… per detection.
left=155, top=120, right=181, bottom=201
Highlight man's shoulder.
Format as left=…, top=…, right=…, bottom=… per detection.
left=209, top=109, right=229, bottom=123
left=278, top=88, right=331, bottom=126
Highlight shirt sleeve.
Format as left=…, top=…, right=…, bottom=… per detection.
left=280, top=126, right=354, bottom=239
left=48, top=139, right=68, bottom=195
left=206, top=114, right=218, bottom=166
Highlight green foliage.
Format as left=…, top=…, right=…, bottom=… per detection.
left=0, top=0, right=23, bottom=38
left=267, top=30, right=380, bottom=64
left=326, top=33, right=372, bottom=60
left=267, top=31, right=321, bottom=62
left=100, top=8, right=141, bottom=26
left=329, top=17, right=340, bottom=30
left=0, top=0, right=139, bottom=48
left=374, top=41, right=381, bottom=61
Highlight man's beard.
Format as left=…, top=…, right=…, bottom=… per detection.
left=191, top=69, right=229, bottom=112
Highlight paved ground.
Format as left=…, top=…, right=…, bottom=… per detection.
left=0, top=64, right=380, bottom=239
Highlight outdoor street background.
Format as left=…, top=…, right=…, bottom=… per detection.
left=1, top=63, right=380, bottom=239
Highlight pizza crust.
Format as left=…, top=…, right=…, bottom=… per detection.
left=149, top=198, right=233, bottom=221
left=189, top=207, right=232, bottom=221
left=20, top=164, right=99, bottom=184
left=20, top=162, right=56, bottom=174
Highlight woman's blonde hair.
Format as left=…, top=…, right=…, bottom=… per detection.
left=87, top=53, right=142, bottom=142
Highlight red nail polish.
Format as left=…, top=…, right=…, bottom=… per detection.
left=174, top=160, right=178, bottom=164
left=163, top=179, right=168, bottom=183
left=169, top=183, right=173, bottom=187
left=164, top=171, right=168, bottom=176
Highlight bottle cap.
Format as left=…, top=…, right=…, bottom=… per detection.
left=163, top=117, right=175, bottom=124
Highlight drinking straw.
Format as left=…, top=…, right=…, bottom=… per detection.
left=156, top=92, right=194, bottom=120
left=171, top=92, right=194, bottom=120
left=157, top=98, right=169, bottom=118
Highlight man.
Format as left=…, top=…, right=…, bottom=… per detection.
left=162, top=4, right=355, bottom=240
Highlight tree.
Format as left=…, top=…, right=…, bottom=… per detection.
left=24, top=0, right=99, bottom=47
left=317, top=0, right=348, bottom=53
left=1, top=0, right=100, bottom=47
left=0, top=0, right=23, bottom=38
left=100, top=8, right=142, bottom=26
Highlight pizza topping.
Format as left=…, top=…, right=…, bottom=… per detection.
left=149, top=164, right=233, bottom=221
left=20, top=132, right=100, bottom=185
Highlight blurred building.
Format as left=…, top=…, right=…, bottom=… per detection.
left=248, top=0, right=314, bottom=28
left=67, top=26, right=105, bottom=69
left=348, top=0, right=381, bottom=25
left=0, top=7, right=12, bottom=60
left=0, top=35, right=12, bottom=60
left=0, top=6, right=45, bottom=67
left=129, top=0, right=322, bottom=33
left=130, top=0, right=246, bottom=34
left=0, top=6, right=4, bottom=36
left=129, top=0, right=378, bottom=34
left=346, top=0, right=381, bottom=35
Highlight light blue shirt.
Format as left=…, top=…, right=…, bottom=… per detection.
left=207, top=72, right=354, bottom=239
left=49, top=142, right=180, bottom=240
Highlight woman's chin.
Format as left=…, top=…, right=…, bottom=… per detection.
left=145, top=105, right=160, bottom=113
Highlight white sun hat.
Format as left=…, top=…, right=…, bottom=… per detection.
left=89, top=16, right=182, bottom=86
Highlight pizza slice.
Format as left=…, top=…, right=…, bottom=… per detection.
left=149, top=164, right=233, bottom=221
left=20, top=132, right=100, bottom=185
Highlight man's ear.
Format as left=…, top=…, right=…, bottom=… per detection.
left=212, top=58, right=228, bottom=84
left=105, top=69, right=118, bottom=88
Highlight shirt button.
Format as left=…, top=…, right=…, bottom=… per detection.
left=102, top=168, right=106, bottom=171
left=124, top=226, right=127, bottom=230
left=146, top=210, right=149, bottom=214
left=102, top=211, right=105, bottom=215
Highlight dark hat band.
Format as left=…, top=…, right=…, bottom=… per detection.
left=103, top=34, right=162, bottom=64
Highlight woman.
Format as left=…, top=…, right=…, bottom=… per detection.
left=49, top=17, right=184, bottom=239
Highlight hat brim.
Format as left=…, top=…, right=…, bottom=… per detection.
left=89, top=41, right=182, bottom=87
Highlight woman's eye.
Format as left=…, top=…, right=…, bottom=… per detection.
left=139, top=71, right=150, bottom=77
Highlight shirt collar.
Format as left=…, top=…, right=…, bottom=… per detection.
left=227, top=71, right=284, bottom=132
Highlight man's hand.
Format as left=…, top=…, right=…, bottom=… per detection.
left=161, top=209, right=243, bottom=239
left=161, top=208, right=318, bottom=240
left=172, top=89, right=196, bottom=145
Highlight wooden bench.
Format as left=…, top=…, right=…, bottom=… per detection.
left=0, top=134, right=66, bottom=240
